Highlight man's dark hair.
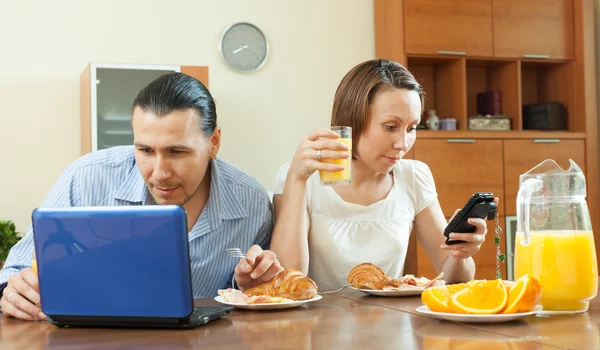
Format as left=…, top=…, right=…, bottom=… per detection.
left=133, top=72, right=217, bottom=136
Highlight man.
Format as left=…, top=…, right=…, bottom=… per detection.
left=0, top=73, right=281, bottom=321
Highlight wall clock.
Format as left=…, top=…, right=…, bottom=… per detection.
left=220, top=22, right=269, bottom=72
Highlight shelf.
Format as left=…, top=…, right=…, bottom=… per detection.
left=520, top=60, right=573, bottom=131
left=466, top=59, right=520, bottom=129
left=407, top=56, right=467, bottom=129
left=415, top=130, right=585, bottom=139
left=409, top=54, right=571, bottom=64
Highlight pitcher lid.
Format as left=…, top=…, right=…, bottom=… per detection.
left=519, top=159, right=586, bottom=197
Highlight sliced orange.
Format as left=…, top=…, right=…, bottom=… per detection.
left=421, top=283, right=469, bottom=313
left=448, top=279, right=508, bottom=314
left=502, top=280, right=515, bottom=293
left=501, top=274, right=542, bottom=314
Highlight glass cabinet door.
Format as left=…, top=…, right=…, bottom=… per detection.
left=94, top=66, right=176, bottom=151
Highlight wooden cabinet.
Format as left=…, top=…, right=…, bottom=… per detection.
left=407, top=57, right=467, bottom=126
left=476, top=217, right=507, bottom=279
left=416, top=239, right=436, bottom=281
left=375, top=0, right=600, bottom=279
left=415, top=216, right=506, bottom=280
left=521, top=61, right=574, bottom=131
left=492, top=0, right=574, bottom=59
left=466, top=60, right=521, bottom=129
left=404, top=0, right=493, bottom=57
left=503, top=139, right=586, bottom=216
left=80, top=63, right=209, bottom=155
left=414, top=139, right=504, bottom=217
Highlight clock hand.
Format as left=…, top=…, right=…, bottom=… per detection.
left=232, top=45, right=248, bottom=55
left=245, top=46, right=263, bottom=54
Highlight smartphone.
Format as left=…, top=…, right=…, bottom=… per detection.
left=443, top=192, right=497, bottom=245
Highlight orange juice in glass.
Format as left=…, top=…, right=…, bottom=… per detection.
left=515, top=159, right=598, bottom=313
left=318, top=126, right=352, bottom=186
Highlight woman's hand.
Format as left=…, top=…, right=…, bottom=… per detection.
left=440, top=198, right=500, bottom=259
left=287, top=129, right=350, bottom=182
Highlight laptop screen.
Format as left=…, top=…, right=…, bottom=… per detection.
left=32, top=205, right=194, bottom=318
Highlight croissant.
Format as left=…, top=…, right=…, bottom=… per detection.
left=347, top=262, right=399, bottom=290
left=244, top=269, right=318, bottom=301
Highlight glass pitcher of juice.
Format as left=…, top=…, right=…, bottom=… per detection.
left=515, top=159, right=598, bottom=313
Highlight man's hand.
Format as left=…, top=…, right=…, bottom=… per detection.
left=234, top=245, right=284, bottom=291
left=0, top=269, right=46, bottom=321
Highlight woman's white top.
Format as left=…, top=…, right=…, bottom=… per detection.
left=273, top=160, right=438, bottom=290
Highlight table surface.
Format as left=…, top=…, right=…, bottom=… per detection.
left=0, top=289, right=597, bottom=350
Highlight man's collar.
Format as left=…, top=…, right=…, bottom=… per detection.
left=113, top=164, right=149, bottom=204
left=205, top=159, right=248, bottom=229
left=114, top=158, right=248, bottom=229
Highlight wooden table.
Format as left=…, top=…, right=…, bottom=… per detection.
left=0, top=290, right=597, bottom=349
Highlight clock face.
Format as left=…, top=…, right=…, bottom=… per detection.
left=220, top=23, right=268, bottom=72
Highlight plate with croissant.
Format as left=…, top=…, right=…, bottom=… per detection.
left=347, top=263, right=445, bottom=297
left=216, top=269, right=322, bottom=310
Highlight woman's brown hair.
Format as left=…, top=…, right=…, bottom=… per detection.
left=331, top=59, right=424, bottom=149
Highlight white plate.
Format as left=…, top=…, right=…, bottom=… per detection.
left=415, top=306, right=538, bottom=323
left=214, top=294, right=323, bottom=310
left=355, top=288, right=424, bottom=297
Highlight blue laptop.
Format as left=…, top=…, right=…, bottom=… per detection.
left=31, top=205, right=232, bottom=328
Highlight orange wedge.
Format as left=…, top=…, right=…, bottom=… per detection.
left=502, top=280, right=515, bottom=293
left=421, top=283, right=469, bottom=313
left=448, top=279, right=508, bottom=314
left=501, top=274, right=542, bottom=314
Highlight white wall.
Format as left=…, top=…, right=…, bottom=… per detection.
left=0, top=0, right=375, bottom=232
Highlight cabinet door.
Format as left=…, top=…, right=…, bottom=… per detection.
left=404, top=0, right=493, bottom=57
left=503, top=139, right=585, bottom=216
left=414, top=139, right=504, bottom=217
left=81, top=64, right=209, bottom=155
left=415, top=216, right=506, bottom=280
left=475, top=216, right=507, bottom=280
left=493, top=0, right=574, bottom=59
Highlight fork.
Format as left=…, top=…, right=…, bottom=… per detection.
left=318, top=283, right=373, bottom=294
left=318, top=284, right=355, bottom=294
left=226, top=248, right=255, bottom=267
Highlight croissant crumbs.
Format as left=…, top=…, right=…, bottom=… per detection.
left=218, top=269, right=318, bottom=305
left=421, top=274, right=541, bottom=314
left=347, top=262, right=445, bottom=290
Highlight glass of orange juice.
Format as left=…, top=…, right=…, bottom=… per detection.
left=318, top=126, right=352, bottom=186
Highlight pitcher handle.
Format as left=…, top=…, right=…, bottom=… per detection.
left=516, top=178, right=543, bottom=246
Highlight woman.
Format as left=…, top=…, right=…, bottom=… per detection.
left=269, top=59, right=496, bottom=290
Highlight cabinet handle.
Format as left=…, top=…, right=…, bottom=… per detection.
left=447, top=139, right=476, bottom=143
left=533, top=139, right=560, bottom=143
left=524, top=54, right=550, bottom=59
left=438, top=50, right=467, bottom=56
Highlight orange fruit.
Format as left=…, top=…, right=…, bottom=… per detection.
left=421, top=283, right=469, bottom=313
left=448, top=279, right=508, bottom=314
left=502, top=280, right=515, bottom=293
left=501, top=274, right=542, bottom=314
